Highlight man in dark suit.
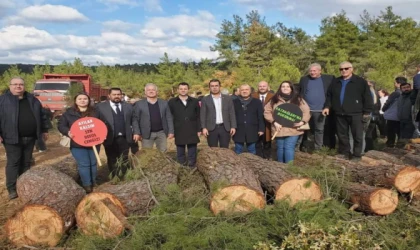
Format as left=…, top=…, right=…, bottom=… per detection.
left=200, top=79, right=236, bottom=148
left=133, top=83, right=174, bottom=152
left=299, top=63, right=335, bottom=151
left=323, top=61, right=373, bottom=161
left=233, top=84, right=265, bottom=154
left=97, top=87, right=140, bottom=178
left=168, top=82, right=201, bottom=167
left=252, top=80, right=274, bottom=159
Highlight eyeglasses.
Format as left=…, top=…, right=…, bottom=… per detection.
left=339, top=67, right=352, bottom=71
left=10, top=83, right=24, bottom=86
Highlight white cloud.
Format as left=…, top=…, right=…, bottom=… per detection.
left=143, top=0, right=162, bottom=12
left=178, top=4, right=190, bottom=13
left=102, top=20, right=138, bottom=32
left=6, top=4, right=88, bottom=24
left=97, top=0, right=139, bottom=7
left=0, top=25, right=218, bottom=65
left=141, top=11, right=219, bottom=39
left=233, top=0, right=420, bottom=20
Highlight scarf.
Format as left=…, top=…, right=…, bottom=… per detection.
left=239, top=96, right=252, bottom=108
left=280, top=93, right=292, bottom=102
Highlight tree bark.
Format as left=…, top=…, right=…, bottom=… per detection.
left=241, top=153, right=322, bottom=205
left=345, top=183, right=398, bottom=215
left=33, top=156, right=79, bottom=182
left=363, top=150, right=405, bottom=165
left=197, top=148, right=266, bottom=215
left=6, top=167, right=85, bottom=247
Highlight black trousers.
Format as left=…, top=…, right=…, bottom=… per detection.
left=336, top=114, right=364, bottom=157
left=104, top=137, right=130, bottom=178
left=400, top=121, right=415, bottom=139
left=365, top=121, right=377, bottom=152
left=255, top=134, right=271, bottom=159
left=5, top=137, right=36, bottom=193
left=207, top=124, right=231, bottom=148
left=386, top=120, right=400, bottom=147
left=176, top=144, right=198, bottom=167
left=323, top=113, right=337, bottom=149
left=378, top=114, right=387, bottom=136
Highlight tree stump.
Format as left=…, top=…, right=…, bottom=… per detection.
left=6, top=167, right=85, bottom=247
left=241, top=153, right=322, bottom=205
left=197, top=148, right=265, bottom=215
left=346, top=183, right=398, bottom=215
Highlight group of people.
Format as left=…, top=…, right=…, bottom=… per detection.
left=2, top=61, right=420, bottom=199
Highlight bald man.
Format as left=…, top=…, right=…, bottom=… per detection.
left=252, top=81, right=274, bottom=159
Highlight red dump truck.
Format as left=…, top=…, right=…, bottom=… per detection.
left=33, top=74, right=108, bottom=117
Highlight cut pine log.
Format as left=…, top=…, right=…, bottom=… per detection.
left=6, top=167, right=85, bottom=247
left=33, top=156, right=79, bottom=181
left=363, top=150, right=405, bottom=165
left=241, top=153, right=322, bottom=205
left=346, top=183, right=398, bottom=215
left=76, top=149, right=179, bottom=238
left=295, top=151, right=420, bottom=193
left=401, top=153, right=420, bottom=167
left=197, top=148, right=266, bottom=215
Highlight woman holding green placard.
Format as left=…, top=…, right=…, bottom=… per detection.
left=264, top=81, right=310, bottom=163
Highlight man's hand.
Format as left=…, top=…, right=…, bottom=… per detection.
left=293, top=121, right=304, bottom=128
left=258, top=131, right=264, bottom=136
left=230, top=128, right=236, bottom=136
left=362, top=114, right=371, bottom=123
left=42, top=133, right=48, bottom=141
left=202, top=128, right=209, bottom=137
left=274, top=122, right=282, bottom=132
left=322, top=108, right=329, bottom=116
left=133, top=134, right=141, bottom=142
left=168, top=133, right=174, bottom=139
left=197, top=132, right=202, bottom=137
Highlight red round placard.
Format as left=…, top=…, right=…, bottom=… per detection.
left=70, top=117, right=107, bottom=147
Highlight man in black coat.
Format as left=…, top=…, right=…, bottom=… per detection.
left=232, top=84, right=265, bottom=154
left=96, top=87, right=140, bottom=178
left=0, top=77, right=50, bottom=199
left=322, top=62, right=373, bottom=161
left=299, top=63, right=335, bottom=151
left=168, top=82, right=201, bottom=167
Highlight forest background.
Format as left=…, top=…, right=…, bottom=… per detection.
left=1, top=6, right=419, bottom=99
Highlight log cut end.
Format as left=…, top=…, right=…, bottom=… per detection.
left=75, top=192, right=127, bottom=238
left=210, top=185, right=266, bottom=215
left=394, top=166, right=420, bottom=193
left=369, top=189, right=399, bottom=215
left=276, top=178, right=323, bottom=205
left=5, top=205, right=64, bottom=247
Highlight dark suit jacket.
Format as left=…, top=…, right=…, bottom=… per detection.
left=168, top=96, right=201, bottom=145
left=200, top=94, right=236, bottom=132
left=232, top=98, right=265, bottom=143
left=251, top=91, right=274, bottom=141
left=96, top=101, right=139, bottom=146
left=299, top=74, right=335, bottom=98
left=133, top=99, right=174, bottom=139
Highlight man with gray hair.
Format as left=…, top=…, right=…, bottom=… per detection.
left=133, top=83, right=174, bottom=152
left=0, top=77, right=50, bottom=199
left=299, top=63, right=335, bottom=151
left=322, top=62, right=373, bottom=161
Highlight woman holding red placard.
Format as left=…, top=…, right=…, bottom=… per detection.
left=264, top=81, right=311, bottom=163
left=58, top=93, right=100, bottom=193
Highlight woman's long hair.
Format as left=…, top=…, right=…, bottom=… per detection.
left=379, top=89, right=389, bottom=97
left=270, top=81, right=303, bottom=106
left=73, top=92, right=95, bottom=117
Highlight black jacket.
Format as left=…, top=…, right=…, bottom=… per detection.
left=168, top=96, right=201, bottom=145
left=398, top=91, right=414, bottom=122
left=232, top=98, right=265, bottom=143
left=324, top=74, right=373, bottom=115
left=58, top=107, right=100, bottom=148
left=299, top=74, right=335, bottom=97
left=0, top=91, right=49, bottom=144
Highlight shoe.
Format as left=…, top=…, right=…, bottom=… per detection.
left=336, top=154, right=350, bottom=160
left=350, top=156, right=361, bottom=162
left=83, top=186, right=93, bottom=194
left=38, top=150, right=45, bottom=153
left=8, top=191, right=18, bottom=200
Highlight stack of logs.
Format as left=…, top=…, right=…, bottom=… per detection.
left=5, top=146, right=420, bottom=248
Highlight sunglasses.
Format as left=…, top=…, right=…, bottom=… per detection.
left=339, top=67, right=352, bottom=71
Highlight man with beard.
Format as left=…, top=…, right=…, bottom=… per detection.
left=97, top=88, right=140, bottom=178
left=397, top=82, right=415, bottom=140
left=233, top=84, right=265, bottom=154
left=252, top=81, right=274, bottom=159
left=200, top=79, right=236, bottom=148
left=168, top=82, right=201, bottom=167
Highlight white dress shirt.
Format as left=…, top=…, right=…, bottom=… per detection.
left=110, top=101, right=121, bottom=114
left=212, top=94, right=223, bottom=124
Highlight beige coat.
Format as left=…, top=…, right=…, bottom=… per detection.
left=264, top=98, right=311, bottom=138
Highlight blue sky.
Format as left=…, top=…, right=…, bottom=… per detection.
left=0, top=0, right=418, bottom=65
